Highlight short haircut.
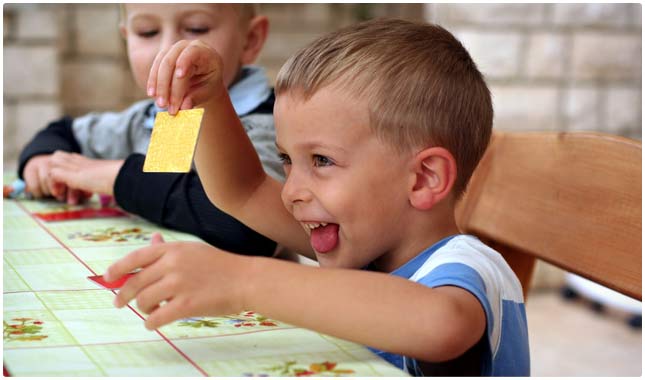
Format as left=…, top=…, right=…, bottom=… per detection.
left=276, top=18, right=493, bottom=196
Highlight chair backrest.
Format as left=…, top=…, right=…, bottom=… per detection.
left=456, top=131, right=642, bottom=301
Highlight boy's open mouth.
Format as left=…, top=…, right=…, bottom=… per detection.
left=302, top=222, right=339, bottom=253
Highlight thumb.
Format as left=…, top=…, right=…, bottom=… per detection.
left=150, top=232, right=165, bottom=245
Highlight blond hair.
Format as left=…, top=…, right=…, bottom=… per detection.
left=276, top=18, right=493, bottom=196
left=235, top=4, right=259, bottom=23
left=119, top=4, right=259, bottom=26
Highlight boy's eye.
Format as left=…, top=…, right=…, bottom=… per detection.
left=278, top=153, right=292, bottom=165
left=313, top=154, right=334, bottom=167
left=137, top=30, right=158, bottom=38
left=185, top=27, right=209, bottom=35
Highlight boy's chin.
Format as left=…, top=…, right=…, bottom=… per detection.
left=314, top=250, right=360, bottom=270
left=314, top=251, right=337, bottom=268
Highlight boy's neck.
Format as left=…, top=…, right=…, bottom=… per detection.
left=228, top=65, right=245, bottom=89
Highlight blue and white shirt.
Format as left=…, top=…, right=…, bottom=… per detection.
left=371, top=234, right=530, bottom=376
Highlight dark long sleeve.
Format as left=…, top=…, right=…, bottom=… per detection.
left=17, top=116, right=80, bottom=179
left=114, top=154, right=276, bottom=256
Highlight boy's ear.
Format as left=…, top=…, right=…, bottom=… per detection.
left=408, top=147, right=457, bottom=210
left=241, top=15, right=269, bottom=65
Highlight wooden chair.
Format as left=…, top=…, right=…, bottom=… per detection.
left=456, top=131, right=642, bottom=301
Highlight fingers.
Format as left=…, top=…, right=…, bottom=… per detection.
left=23, top=163, right=43, bottom=198
left=24, top=154, right=74, bottom=199
left=37, top=162, right=53, bottom=197
left=49, top=151, right=76, bottom=199
left=178, top=41, right=224, bottom=108
left=66, top=188, right=83, bottom=205
left=115, top=233, right=166, bottom=308
left=23, top=155, right=51, bottom=198
left=49, top=152, right=112, bottom=196
left=49, top=167, right=76, bottom=202
left=146, top=46, right=167, bottom=99
left=154, top=40, right=190, bottom=114
left=49, top=166, right=70, bottom=186
left=132, top=275, right=173, bottom=315
left=170, top=42, right=211, bottom=113
left=168, top=65, right=192, bottom=115
left=105, top=244, right=165, bottom=284
left=50, top=181, right=67, bottom=202
left=151, top=232, right=165, bottom=245
left=50, top=151, right=81, bottom=173
left=148, top=40, right=221, bottom=114
left=144, top=297, right=190, bottom=330
left=114, top=257, right=165, bottom=309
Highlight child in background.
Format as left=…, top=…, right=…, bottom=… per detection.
left=17, top=3, right=282, bottom=256
left=106, top=19, right=530, bottom=376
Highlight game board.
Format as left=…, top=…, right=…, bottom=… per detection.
left=2, top=194, right=408, bottom=376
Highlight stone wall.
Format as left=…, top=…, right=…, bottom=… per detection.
left=427, top=3, right=642, bottom=137
left=4, top=4, right=640, bottom=169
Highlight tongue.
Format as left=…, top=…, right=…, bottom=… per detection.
left=310, top=223, right=339, bottom=253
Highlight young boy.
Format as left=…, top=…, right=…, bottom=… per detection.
left=17, top=4, right=282, bottom=256
left=105, top=19, right=530, bottom=376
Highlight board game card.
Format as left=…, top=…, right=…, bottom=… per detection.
left=33, top=207, right=127, bottom=222
left=88, top=273, right=136, bottom=290
left=143, top=108, right=204, bottom=172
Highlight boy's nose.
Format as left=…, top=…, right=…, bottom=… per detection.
left=281, top=170, right=313, bottom=207
left=160, top=31, right=182, bottom=51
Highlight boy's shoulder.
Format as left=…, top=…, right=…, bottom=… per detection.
left=409, top=235, right=523, bottom=301
left=230, top=65, right=274, bottom=117
left=70, top=98, right=156, bottom=158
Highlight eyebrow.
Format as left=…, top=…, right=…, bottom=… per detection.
left=128, top=13, right=155, bottom=23
left=275, top=141, right=349, bottom=155
left=128, top=8, right=220, bottom=24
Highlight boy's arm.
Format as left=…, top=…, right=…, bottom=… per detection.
left=195, top=95, right=313, bottom=256
left=113, top=157, right=278, bottom=256
left=23, top=101, right=149, bottom=200
left=19, top=116, right=85, bottom=199
left=245, top=256, right=487, bottom=363
left=150, top=39, right=312, bottom=256
left=109, top=244, right=486, bottom=363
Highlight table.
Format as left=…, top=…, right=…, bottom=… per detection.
left=2, top=194, right=408, bottom=376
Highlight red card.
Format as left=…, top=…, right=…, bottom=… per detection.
left=88, top=273, right=135, bottom=290
left=34, top=207, right=127, bottom=222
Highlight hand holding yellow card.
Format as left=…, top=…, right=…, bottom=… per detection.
left=143, top=108, right=204, bottom=172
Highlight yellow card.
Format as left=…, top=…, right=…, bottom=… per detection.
left=143, top=108, right=204, bottom=172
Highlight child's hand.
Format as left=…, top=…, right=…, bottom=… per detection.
left=23, top=154, right=57, bottom=198
left=147, top=39, right=227, bottom=115
left=48, top=151, right=123, bottom=203
left=105, top=232, right=252, bottom=330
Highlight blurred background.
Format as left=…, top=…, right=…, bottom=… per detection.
left=3, top=3, right=642, bottom=376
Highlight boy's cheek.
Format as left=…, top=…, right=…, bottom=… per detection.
left=128, top=50, right=157, bottom=89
